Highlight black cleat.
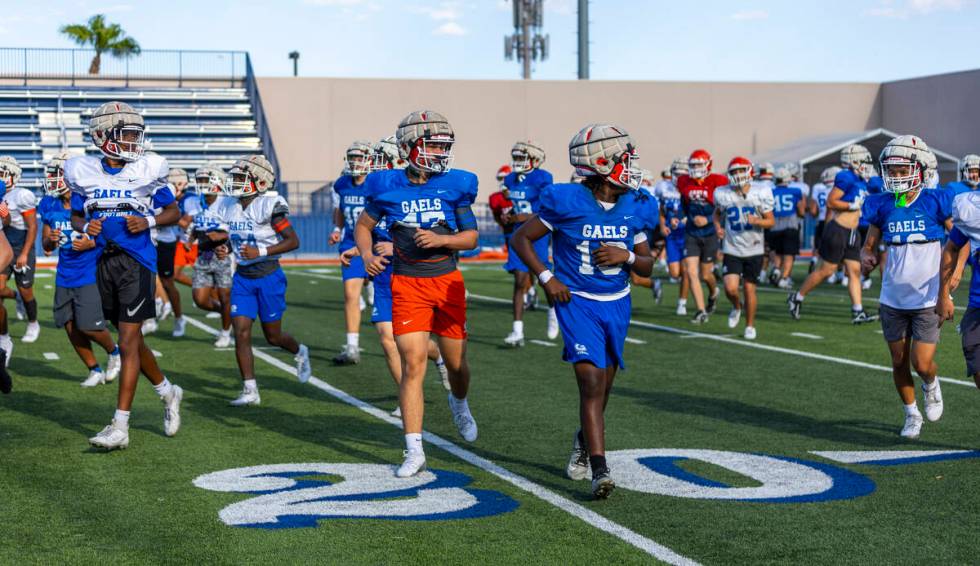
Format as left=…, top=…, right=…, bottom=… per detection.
left=591, top=469, right=615, bottom=500
left=691, top=310, right=709, bottom=325
left=852, top=310, right=879, bottom=325
left=706, top=290, right=718, bottom=314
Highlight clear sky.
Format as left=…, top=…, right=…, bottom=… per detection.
left=5, top=0, right=978, bottom=82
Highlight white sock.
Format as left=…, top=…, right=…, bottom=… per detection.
left=154, top=377, right=173, bottom=399
left=405, top=433, right=424, bottom=455
left=904, top=402, right=920, bottom=416
left=435, top=356, right=445, bottom=367
left=852, top=305, right=864, bottom=313
left=346, top=332, right=359, bottom=348
left=220, top=328, right=231, bottom=337
left=0, top=333, right=8, bottom=341
left=678, top=299, right=687, bottom=306
left=548, top=306, right=556, bottom=318
left=243, top=378, right=258, bottom=393
left=113, top=409, right=130, bottom=428
left=795, top=292, right=805, bottom=302
left=512, top=320, right=524, bottom=334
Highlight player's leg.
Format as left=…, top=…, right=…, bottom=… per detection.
left=376, top=321, right=402, bottom=384
left=0, top=273, right=13, bottom=364
left=256, top=268, right=309, bottom=382
left=843, top=258, right=874, bottom=323
left=433, top=270, right=476, bottom=442
left=65, top=320, right=100, bottom=379
left=880, top=305, right=922, bottom=437
left=335, top=253, right=366, bottom=365
left=158, top=241, right=184, bottom=336
left=909, top=309, right=942, bottom=422
left=66, top=282, right=121, bottom=386
left=743, top=279, right=758, bottom=340
left=506, top=269, right=528, bottom=346
left=426, top=338, right=450, bottom=390
left=228, top=271, right=261, bottom=404
left=16, top=250, right=39, bottom=341
left=723, top=272, right=742, bottom=327
left=700, top=260, right=718, bottom=314
left=683, top=254, right=705, bottom=317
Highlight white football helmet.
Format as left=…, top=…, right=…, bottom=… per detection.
left=90, top=101, right=145, bottom=162
left=0, top=155, right=22, bottom=190
left=44, top=151, right=73, bottom=196
left=343, top=140, right=374, bottom=176
left=568, top=123, right=642, bottom=190
left=396, top=110, right=455, bottom=174
left=195, top=162, right=227, bottom=195
left=511, top=140, right=546, bottom=174
left=225, top=154, right=276, bottom=198
left=669, top=157, right=689, bottom=184
left=756, top=162, right=775, bottom=180
left=820, top=166, right=842, bottom=187
left=774, top=165, right=793, bottom=185
left=841, top=144, right=873, bottom=180
left=879, top=135, right=930, bottom=194
left=962, top=154, right=980, bottom=187
left=372, top=135, right=405, bottom=171
left=168, top=168, right=188, bottom=185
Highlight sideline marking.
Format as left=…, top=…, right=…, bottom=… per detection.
left=43, top=352, right=59, bottom=360
left=790, top=332, right=823, bottom=340
left=624, top=337, right=647, bottom=345
left=529, top=339, right=557, bottom=347
left=181, top=315, right=697, bottom=565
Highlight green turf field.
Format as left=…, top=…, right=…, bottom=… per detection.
left=2, top=263, right=979, bottom=565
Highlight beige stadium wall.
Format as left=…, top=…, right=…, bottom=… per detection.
left=256, top=77, right=882, bottom=199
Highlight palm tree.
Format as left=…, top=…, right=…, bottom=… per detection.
left=60, top=14, right=141, bottom=75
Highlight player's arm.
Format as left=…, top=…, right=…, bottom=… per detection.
left=17, top=207, right=37, bottom=269
left=713, top=207, right=725, bottom=239
left=414, top=206, right=479, bottom=251
left=0, top=230, right=12, bottom=274
left=827, top=187, right=858, bottom=212
left=748, top=209, right=775, bottom=229
left=125, top=201, right=180, bottom=233
left=937, top=236, right=964, bottom=325
left=329, top=193, right=343, bottom=245
left=860, top=224, right=882, bottom=275
left=512, top=216, right=570, bottom=303
left=950, top=240, right=970, bottom=292
left=41, top=223, right=59, bottom=254
left=659, top=208, right=670, bottom=236
left=808, top=193, right=819, bottom=217
left=354, top=209, right=388, bottom=276
left=795, top=195, right=806, bottom=218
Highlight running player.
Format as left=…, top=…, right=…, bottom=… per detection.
left=940, top=189, right=980, bottom=392
left=768, top=165, right=807, bottom=289
left=0, top=156, right=40, bottom=345
left=0, top=231, right=12, bottom=392
left=861, top=136, right=950, bottom=438
left=173, top=171, right=203, bottom=289
left=39, top=152, right=121, bottom=387
left=809, top=166, right=840, bottom=275
left=329, top=141, right=374, bottom=365
left=211, top=155, right=311, bottom=405
left=356, top=110, right=479, bottom=478
left=714, top=157, right=775, bottom=340
left=511, top=123, right=656, bottom=499
left=189, top=163, right=233, bottom=348
left=156, top=167, right=188, bottom=337
left=68, top=101, right=184, bottom=450
left=948, top=154, right=980, bottom=195
left=678, top=149, right=727, bottom=323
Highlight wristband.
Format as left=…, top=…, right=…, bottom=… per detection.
left=332, top=227, right=342, bottom=234
left=146, top=216, right=157, bottom=228
left=538, top=269, right=554, bottom=285
left=258, top=246, right=269, bottom=257
left=626, top=251, right=636, bottom=265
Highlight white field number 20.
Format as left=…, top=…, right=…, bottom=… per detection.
left=577, top=240, right=627, bottom=276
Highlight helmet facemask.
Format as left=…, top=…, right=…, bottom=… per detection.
left=688, top=158, right=709, bottom=180
left=344, top=150, right=373, bottom=176
left=408, top=135, right=454, bottom=174
left=511, top=149, right=533, bottom=174
left=728, top=165, right=753, bottom=188
left=881, top=157, right=921, bottom=195
left=607, top=150, right=643, bottom=190
left=102, top=125, right=145, bottom=162
left=45, top=165, right=68, bottom=197
left=224, top=170, right=259, bottom=199
left=197, top=173, right=223, bottom=195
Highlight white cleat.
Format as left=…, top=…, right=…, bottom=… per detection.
left=295, top=344, right=312, bottom=384
left=81, top=369, right=106, bottom=388
left=827, top=272, right=839, bottom=285
left=777, top=277, right=794, bottom=290
left=214, top=332, right=233, bottom=348
left=205, top=311, right=222, bottom=319
left=840, top=276, right=849, bottom=287
left=159, top=300, right=173, bottom=321
left=105, top=353, right=121, bottom=383
left=358, top=295, right=366, bottom=312
left=172, top=317, right=186, bottom=337
left=862, top=277, right=873, bottom=291
left=141, top=318, right=158, bottom=335
left=21, top=322, right=40, bottom=343
left=744, top=326, right=757, bottom=340
left=229, top=388, right=261, bottom=406
left=504, top=331, right=525, bottom=348
left=155, top=297, right=164, bottom=318
left=547, top=308, right=560, bottom=340
left=0, top=336, right=14, bottom=367
left=436, top=362, right=451, bottom=391
left=89, top=421, right=129, bottom=450
left=396, top=450, right=427, bottom=478
left=566, top=432, right=590, bottom=481
left=391, top=406, right=402, bottom=418
left=922, top=381, right=944, bottom=422
left=900, top=411, right=924, bottom=439
left=162, top=385, right=183, bottom=437
left=727, top=308, right=742, bottom=329
left=448, top=394, right=478, bottom=442
left=676, top=303, right=688, bottom=316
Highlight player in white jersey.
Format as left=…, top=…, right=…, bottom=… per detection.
left=188, top=163, right=234, bottom=347
left=0, top=156, right=41, bottom=346
left=68, top=101, right=184, bottom=450
left=713, top=157, right=775, bottom=339
left=808, top=166, right=840, bottom=273
left=211, top=155, right=311, bottom=405
left=154, top=168, right=189, bottom=337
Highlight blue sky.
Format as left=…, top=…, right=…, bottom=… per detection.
left=5, top=0, right=978, bottom=82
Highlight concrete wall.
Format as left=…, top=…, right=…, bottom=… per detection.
left=257, top=77, right=882, bottom=198
left=882, top=69, right=980, bottom=158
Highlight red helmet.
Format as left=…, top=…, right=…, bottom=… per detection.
left=727, top=156, right=754, bottom=187
left=496, top=164, right=512, bottom=183
left=688, top=149, right=712, bottom=179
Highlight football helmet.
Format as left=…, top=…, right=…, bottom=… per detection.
left=496, top=164, right=512, bottom=183
left=44, top=151, right=72, bottom=196
left=879, top=135, right=930, bottom=194
left=396, top=110, right=454, bottom=174
left=688, top=149, right=712, bottom=180
left=168, top=168, right=188, bottom=186
left=670, top=157, right=689, bottom=183
left=841, top=144, right=873, bottom=180
left=568, top=123, right=642, bottom=190
left=0, top=155, right=22, bottom=189
left=225, top=154, right=276, bottom=198
left=511, top=140, right=546, bottom=173
left=660, top=168, right=671, bottom=180
left=343, top=140, right=374, bottom=176
left=757, top=162, right=775, bottom=180
left=195, top=162, right=227, bottom=195
left=962, top=154, right=980, bottom=187
left=371, top=135, right=405, bottom=171
left=820, top=166, right=842, bottom=187
left=90, top=101, right=145, bottom=162
left=774, top=165, right=793, bottom=185
left=727, top=157, right=754, bottom=187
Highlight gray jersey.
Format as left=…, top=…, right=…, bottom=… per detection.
left=714, top=182, right=774, bottom=257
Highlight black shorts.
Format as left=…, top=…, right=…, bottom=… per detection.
left=817, top=221, right=861, bottom=265
left=814, top=221, right=826, bottom=251
left=722, top=254, right=763, bottom=282
left=961, top=306, right=980, bottom=376
left=858, top=224, right=870, bottom=246
left=97, top=247, right=157, bottom=325
left=53, top=284, right=108, bottom=331
left=769, top=229, right=801, bottom=256
left=157, top=240, right=177, bottom=278
left=2, top=243, right=35, bottom=288
left=684, top=233, right=719, bottom=263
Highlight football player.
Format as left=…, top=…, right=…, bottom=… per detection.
left=756, top=162, right=775, bottom=188
left=861, top=136, right=950, bottom=439
left=787, top=144, right=876, bottom=324
left=940, top=190, right=980, bottom=394
left=155, top=168, right=189, bottom=337
left=355, top=110, right=480, bottom=478
left=633, top=158, right=690, bottom=311
left=328, top=141, right=374, bottom=365
left=713, top=157, right=775, bottom=340
left=211, top=155, right=311, bottom=405
left=947, top=154, right=980, bottom=195
left=511, top=123, right=656, bottom=500
left=809, top=166, right=840, bottom=274
left=0, top=156, right=40, bottom=345
left=500, top=140, right=558, bottom=346
left=678, top=149, right=728, bottom=323
left=68, top=101, right=184, bottom=450
left=767, top=166, right=807, bottom=289
left=489, top=165, right=514, bottom=233
left=189, top=163, right=233, bottom=348
left=0, top=230, right=11, bottom=393
left=40, top=152, right=121, bottom=387
left=173, top=170, right=203, bottom=289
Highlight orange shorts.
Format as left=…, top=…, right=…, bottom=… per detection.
left=391, top=270, right=467, bottom=339
left=175, top=243, right=198, bottom=268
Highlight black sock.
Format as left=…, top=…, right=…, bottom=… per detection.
left=589, top=455, right=607, bottom=475
left=576, top=429, right=586, bottom=448
left=24, top=298, right=37, bottom=321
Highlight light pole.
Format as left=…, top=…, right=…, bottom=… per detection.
left=288, top=51, right=300, bottom=77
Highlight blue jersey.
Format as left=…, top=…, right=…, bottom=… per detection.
left=947, top=181, right=977, bottom=196
left=835, top=169, right=868, bottom=204
left=862, top=189, right=952, bottom=245
left=539, top=183, right=658, bottom=298
left=39, top=195, right=97, bottom=288
left=363, top=168, right=478, bottom=277
left=503, top=168, right=553, bottom=220
left=867, top=176, right=884, bottom=195
left=949, top=227, right=980, bottom=309
left=333, top=175, right=368, bottom=251
left=771, top=185, right=804, bottom=218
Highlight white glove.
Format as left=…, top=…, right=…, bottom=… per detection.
left=848, top=196, right=864, bottom=211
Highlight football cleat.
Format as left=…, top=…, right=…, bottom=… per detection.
left=851, top=310, right=879, bottom=325
left=229, top=388, right=261, bottom=406
left=768, top=269, right=781, bottom=287
left=396, top=450, right=427, bottom=478
left=81, top=369, right=106, bottom=388
left=547, top=308, right=560, bottom=340
left=448, top=394, right=478, bottom=442
left=591, top=469, right=616, bottom=500
left=777, top=277, right=794, bottom=290
left=756, top=270, right=767, bottom=285
left=900, top=412, right=923, bottom=439
left=163, top=385, right=183, bottom=437
left=840, top=276, right=849, bottom=287
left=744, top=326, right=757, bottom=340
left=89, top=421, right=129, bottom=450
left=159, top=300, right=173, bottom=321
left=827, top=272, right=839, bottom=285
left=861, top=276, right=873, bottom=291
left=172, top=317, right=186, bottom=338
left=922, top=381, right=944, bottom=422
left=0, top=350, right=10, bottom=393
left=787, top=293, right=803, bottom=320
left=205, top=311, right=222, bottom=319
left=0, top=335, right=13, bottom=368
left=359, top=295, right=366, bottom=312
left=214, top=332, right=233, bottom=349
left=105, top=353, right=121, bottom=383
left=295, top=344, right=312, bottom=383
left=653, top=279, right=663, bottom=305
left=14, top=293, right=25, bottom=321
left=706, top=288, right=719, bottom=314
left=390, top=406, right=402, bottom=418
left=141, top=318, right=158, bottom=335
left=332, top=344, right=360, bottom=366
left=504, top=331, right=525, bottom=348
left=21, top=322, right=40, bottom=343
left=566, top=432, right=590, bottom=481
left=691, top=310, right=709, bottom=325
left=435, top=361, right=451, bottom=391
left=727, top=308, right=742, bottom=329
left=676, top=302, right=688, bottom=316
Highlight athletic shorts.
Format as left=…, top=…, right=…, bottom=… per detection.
left=879, top=304, right=941, bottom=344
left=960, top=306, right=980, bottom=375
left=391, top=269, right=467, bottom=339
left=370, top=261, right=394, bottom=324
left=769, top=228, right=801, bottom=256
left=814, top=221, right=826, bottom=251
left=3, top=243, right=35, bottom=288
left=98, top=248, right=156, bottom=325
left=684, top=232, right=718, bottom=263
left=722, top=254, right=764, bottom=282
left=505, top=232, right=551, bottom=273
left=231, top=267, right=287, bottom=323
left=53, top=283, right=108, bottom=331
left=192, top=256, right=233, bottom=289
left=157, top=240, right=177, bottom=278
left=858, top=224, right=870, bottom=246
left=555, top=293, right=631, bottom=370
left=175, top=242, right=198, bottom=268
left=665, top=233, right=686, bottom=264
left=818, top=220, right=861, bottom=265
left=342, top=253, right=367, bottom=281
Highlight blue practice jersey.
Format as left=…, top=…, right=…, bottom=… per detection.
left=947, top=181, right=977, bottom=196
left=333, top=174, right=369, bottom=251
left=39, top=195, right=98, bottom=288
left=503, top=168, right=553, bottom=221
left=862, top=189, right=952, bottom=245
left=949, top=227, right=980, bottom=309
left=771, top=183, right=805, bottom=231
left=539, top=183, right=658, bottom=298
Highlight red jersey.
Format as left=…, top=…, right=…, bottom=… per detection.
left=677, top=173, right=729, bottom=237
left=489, top=190, right=515, bottom=234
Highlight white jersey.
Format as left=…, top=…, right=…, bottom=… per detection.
left=714, top=181, right=775, bottom=257
left=811, top=182, right=832, bottom=221
left=3, top=186, right=37, bottom=231
left=210, top=193, right=289, bottom=267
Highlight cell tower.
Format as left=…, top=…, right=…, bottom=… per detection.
left=504, top=0, right=549, bottom=80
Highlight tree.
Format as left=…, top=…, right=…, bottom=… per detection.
left=60, top=14, right=141, bottom=75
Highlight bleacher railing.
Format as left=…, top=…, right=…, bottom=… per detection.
left=0, top=47, right=247, bottom=86
left=245, top=54, right=282, bottom=196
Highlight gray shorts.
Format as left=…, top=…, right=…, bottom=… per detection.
left=193, top=257, right=233, bottom=289
left=960, top=306, right=980, bottom=376
left=879, top=304, right=941, bottom=344
left=53, top=284, right=108, bottom=331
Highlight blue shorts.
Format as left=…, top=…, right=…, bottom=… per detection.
left=665, top=232, right=686, bottom=264
left=341, top=251, right=367, bottom=280
left=504, top=232, right=552, bottom=273
left=370, top=260, right=393, bottom=324
left=231, top=268, right=287, bottom=323
left=555, top=293, right=631, bottom=370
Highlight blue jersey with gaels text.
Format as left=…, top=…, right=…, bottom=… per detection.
left=503, top=168, right=553, bottom=221
left=39, top=195, right=97, bottom=288
left=861, top=189, right=952, bottom=245
left=333, top=174, right=368, bottom=251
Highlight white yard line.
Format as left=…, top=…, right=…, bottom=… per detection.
left=790, top=332, right=823, bottom=340
left=529, top=339, right=557, bottom=347
left=624, top=337, right=647, bottom=345
left=42, top=352, right=59, bottom=360
left=181, top=315, right=698, bottom=565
